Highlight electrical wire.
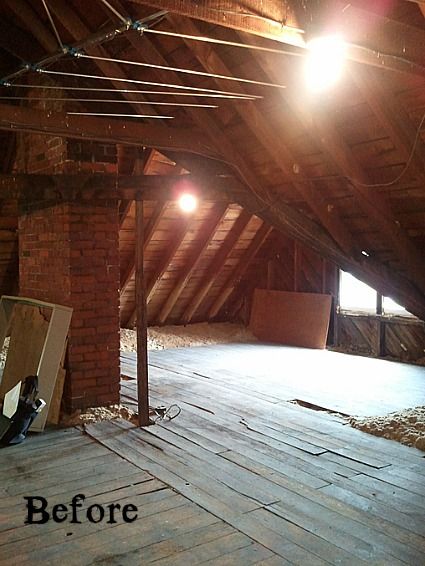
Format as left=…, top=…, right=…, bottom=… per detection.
left=141, top=28, right=304, bottom=58
left=346, top=108, right=425, bottom=188
left=0, top=96, right=218, bottom=108
left=67, top=112, right=174, bottom=118
left=79, top=53, right=286, bottom=90
left=37, top=68, right=263, bottom=98
left=41, top=0, right=65, bottom=52
left=3, top=83, right=256, bottom=99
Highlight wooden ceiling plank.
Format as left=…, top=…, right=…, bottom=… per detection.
left=182, top=209, right=252, bottom=324
left=156, top=202, right=228, bottom=324
left=208, top=222, right=273, bottom=319
left=168, top=14, right=357, bottom=258
left=240, top=33, right=425, bottom=294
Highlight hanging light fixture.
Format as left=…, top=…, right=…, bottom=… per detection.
left=304, top=35, right=346, bottom=92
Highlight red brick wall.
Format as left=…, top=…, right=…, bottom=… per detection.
left=16, top=85, right=121, bottom=410
left=18, top=198, right=121, bottom=410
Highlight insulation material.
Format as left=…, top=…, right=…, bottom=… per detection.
left=250, top=289, right=332, bottom=349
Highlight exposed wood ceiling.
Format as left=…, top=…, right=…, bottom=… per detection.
left=0, top=0, right=424, bottom=322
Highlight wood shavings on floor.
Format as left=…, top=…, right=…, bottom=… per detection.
left=120, top=322, right=256, bottom=352
left=349, top=406, right=425, bottom=451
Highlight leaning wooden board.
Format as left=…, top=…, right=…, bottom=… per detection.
left=250, top=289, right=332, bottom=348
left=0, top=296, right=72, bottom=431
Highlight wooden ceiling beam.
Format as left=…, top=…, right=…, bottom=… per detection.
left=182, top=209, right=252, bottom=324
left=0, top=104, right=218, bottom=158
left=168, top=15, right=357, bottom=258
left=0, top=173, right=237, bottom=201
left=156, top=202, right=228, bottom=324
left=130, top=0, right=425, bottom=78
left=208, top=222, right=273, bottom=319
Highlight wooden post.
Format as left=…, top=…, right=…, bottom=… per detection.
left=135, top=198, right=150, bottom=427
left=376, top=293, right=386, bottom=358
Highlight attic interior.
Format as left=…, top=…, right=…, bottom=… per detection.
left=0, top=1, right=425, bottom=564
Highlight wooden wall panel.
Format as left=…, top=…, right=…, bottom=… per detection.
left=249, top=289, right=332, bottom=349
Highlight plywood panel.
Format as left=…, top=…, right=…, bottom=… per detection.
left=249, top=289, right=332, bottom=349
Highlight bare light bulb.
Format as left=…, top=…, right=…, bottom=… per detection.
left=178, top=193, right=198, bottom=213
left=304, top=35, right=346, bottom=92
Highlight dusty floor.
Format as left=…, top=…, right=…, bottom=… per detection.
left=120, top=322, right=257, bottom=352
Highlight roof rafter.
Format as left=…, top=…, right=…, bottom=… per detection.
left=182, top=209, right=252, bottom=323
left=208, top=222, right=273, bottom=319
left=156, top=201, right=228, bottom=324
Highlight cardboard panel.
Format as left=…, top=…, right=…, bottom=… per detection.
left=250, top=289, right=332, bottom=349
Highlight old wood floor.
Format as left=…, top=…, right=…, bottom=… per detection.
left=1, top=343, right=424, bottom=564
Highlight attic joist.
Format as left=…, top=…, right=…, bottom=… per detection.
left=0, top=104, right=218, bottom=158
left=0, top=173, right=238, bottom=202
left=182, top=209, right=252, bottom=323
left=168, top=15, right=357, bottom=258
left=209, top=222, right=273, bottom=318
left=131, top=0, right=425, bottom=78
left=156, top=202, right=228, bottom=324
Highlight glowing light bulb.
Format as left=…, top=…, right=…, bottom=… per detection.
left=178, top=193, right=197, bottom=213
left=304, top=35, right=346, bottom=92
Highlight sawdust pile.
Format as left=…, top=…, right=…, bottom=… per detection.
left=61, top=404, right=138, bottom=426
left=349, top=406, right=425, bottom=451
left=120, top=322, right=256, bottom=352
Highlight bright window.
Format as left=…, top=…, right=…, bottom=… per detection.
left=383, top=296, right=412, bottom=316
left=339, top=270, right=376, bottom=312
left=339, top=270, right=414, bottom=317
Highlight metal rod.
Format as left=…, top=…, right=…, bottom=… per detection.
left=0, top=96, right=218, bottom=108
left=0, top=10, right=167, bottom=84
left=38, top=69, right=263, bottom=98
left=98, top=0, right=129, bottom=24
left=4, top=83, right=256, bottom=99
left=142, top=27, right=303, bottom=58
left=67, top=112, right=174, bottom=118
left=79, top=53, right=286, bottom=89
left=41, top=0, right=65, bottom=51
